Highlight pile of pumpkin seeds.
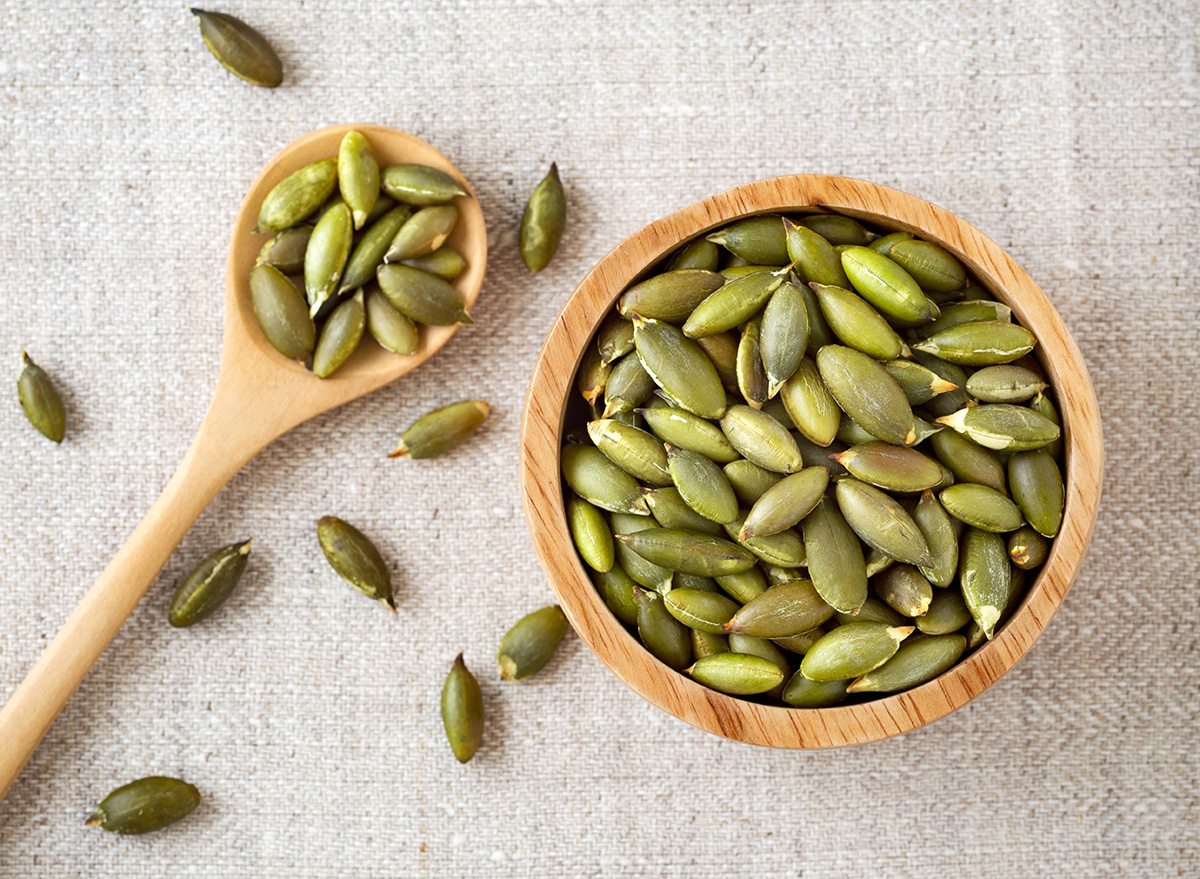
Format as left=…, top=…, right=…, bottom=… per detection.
left=250, top=129, right=474, bottom=378
left=562, top=213, right=1065, bottom=706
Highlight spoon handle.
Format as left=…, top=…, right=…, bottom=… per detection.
left=0, top=418, right=254, bottom=801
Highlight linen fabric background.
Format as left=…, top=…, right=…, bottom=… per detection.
left=0, top=1, right=1196, bottom=875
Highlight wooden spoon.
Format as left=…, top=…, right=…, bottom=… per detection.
left=0, top=124, right=486, bottom=799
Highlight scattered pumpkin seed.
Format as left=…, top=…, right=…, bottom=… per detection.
left=87, top=776, right=201, bottom=834
left=168, top=539, right=252, bottom=628
left=17, top=352, right=65, bottom=443
left=317, top=516, right=395, bottom=609
left=391, top=399, right=489, bottom=459
left=519, top=163, right=566, bottom=272
left=497, top=605, right=569, bottom=680
left=192, top=9, right=281, bottom=88
left=441, top=654, right=484, bottom=763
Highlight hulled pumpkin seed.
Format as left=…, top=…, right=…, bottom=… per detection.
left=723, top=580, right=833, bottom=638
left=339, top=205, right=413, bottom=293
left=635, top=587, right=691, bottom=670
left=87, top=776, right=201, bottom=834
left=799, top=214, right=871, bottom=246
left=835, top=479, right=933, bottom=567
left=719, top=404, right=803, bottom=474
left=803, top=496, right=868, bottom=613
left=385, top=205, right=459, bottom=263
left=667, top=237, right=720, bottom=272
left=840, top=246, right=932, bottom=323
left=831, top=441, right=943, bottom=493
left=727, top=633, right=790, bottom=698
left=312, top=289, right=365, bottom=378
left=912, top=320, right=1036, bottom=365
left=381, top=163, right=469, bottom=206
left=686, top=652, right=785, bottom=695
left=695, top=331, right=741, bottom=390
left=914, top=300, right=1013, bottom=339
left=249, top=264, right=316, bottom=362
left=338, top=130, right=379, bottom=229
left=613, top=513, right=672, bottom=590
left=256, top=225, right=312, bottom=274
left=739, top=467, right=828, bottom=539
left=567, top=496, right=615, bottom=573
left=441, top=654, right=484, bottom=763
left=885, top=240, right=967, bottom=293
left=692, top=628, right=730, bottom=658
left=707, top=215, right=789, bottom=265
left=603, top=351, right=656, bottom=416
left=616, top=529, right=757, bottom=577
left=596, top=314, right=636, bottom=364
left=913, top=350, right=972, bottom=418
left=772, top=626, right=827, bottom=655
left=912, top=490, right=959, bottom=587
left=596, top=565, right=640, bottom=626
left=317, top=516, right=395, bottom=609
left=865, top=546, right=895, bottom=578
left=929, top=427, right=1008, bottom=492
left=723, top=459, right=783, bottom=506
left=401, top=246, right=467, bottom=281
left=497, top=605, right=569, bottom=680
left=873, top=564, right=933, bottom=618
left=17, top=352, right=65, bottom=443
left=884, top=359, right=958, bottom=406
left=639, top=406, right=738, bottom=464
left=642, top=486, right=723, bottom=535
left=965, top=364, right=1048, bottom=403
left=618, top=270, right=725, bottom=323
left=365, top=286, right=419, bottom=355
left=1008, top=449, right=1065, bottom=537
left=587, top=419, right=670, bottom=485
left=760, top=282, right=809, bottom=397
left=192, top=9, right=281, bottom=88
left=562, top=444, right=649, bottom=515
left=735, top=316, right=769, bottom=408
left=940, top=483, right=1025, bottom=533
left=847, top=633, right=966, bottom=693
left=837, top=415, right=878, bottom=446
left=391, top=399, right=489, bottom=459
left=868, top=231, right=914, bottom=254
left=775, top=357, right=838, bottom=446
left=255, top=158, right=337, bottom=233
left=724, top=514, right=807, bottom=567
left=817, top=345, right=916, bottom=446
left=915, top=586, right=972, bottom=635
left=835, top=596, right=906, bottom=627
left=305, top=203, right=354, bottom=317
left=519, top=163, right=566, bottom=272
left=667, top=445, right=740, bottom=523
left=682, top=269, right=783, bottom=338
left=784, top=218, right=850, bottom=287
left=715, top=568, right=769, bottom=604
left=782, top=673, right=848, bottom=708
left=663, top=587, right=741, bottom=633
left=810, top=283, right=907, bottom=360
left=936, top=404, right=1060, bottom=451
left=168, top=539, right=252, bottom=628
left=377, top=264, right=473, bottom=326
left=1008, top=525, right=1050, bottom=569
left=633, top=315, right=726, bottom=419
left=959, top=528, right=1010, bottom=639
left=577, top=344, right=610, bottom=406
left=1029, top=391, right=1064, bottom=458
left=800, top=622, right=912, bottom=682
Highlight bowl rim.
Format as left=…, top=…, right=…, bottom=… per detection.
left=519, top=174, right=1103, bottom=748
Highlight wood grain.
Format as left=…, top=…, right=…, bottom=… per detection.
left=519, top=175, right=1102, bottom=749
left=0, top=125, right=487, bottom=798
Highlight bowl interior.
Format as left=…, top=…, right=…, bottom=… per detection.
left=520, top=175, right=1103, bottom=748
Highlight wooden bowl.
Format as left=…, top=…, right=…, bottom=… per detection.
left=519, top=176, right=1102, bottom=748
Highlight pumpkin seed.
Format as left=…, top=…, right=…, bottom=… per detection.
left=727, top=633, right=790, bottom=698
left=847, top=633, right=966, bottom=693
left=913, top=320, right=1036, bottom=365
left=255, top=158, right=337, bottom=233
left=562, top=444, right=649, bottom=515
left=797, top=281, right=837, bottom=354
left=304, top=203, right=354, bottom=317
left=168, top=539, right=252, bottom=627
left=707, top=215, right=789, bottom=265
left=312, top=289, right=365, bottom=378
left=440, top=654, right=484, bottom=763
left=381, top=163, right=469, bottom=206
left=715, top=568, right=769, bottom=604
left=803, top=496, right=868, bottom=613
left=364, top=286, right=419, bottom=355
left=868, top=231, right=913, bottom=254
left=257, top=225, right=312, bottom=274
left=192, top=9, right=281, bottom=88
left=336, top=130, right=379, bottom=229
left=784, top=218, right=850, bottom=287
left=912, top=490, right=959, bottom=587
left=633, top=315, right=727, bottom=419
left=719, top=404, right=803, bottom=474
left=692, top=628, right=730, bottom=658
left=249, top=264, right=315, bottom=362
left=596, top=314, right=635, bottom=364
left=497, top=605, right=569, bottom=680
left=385, top=205, right=459, bottom=263
left=641, top=486, right=723, bottom=535
left=839, top=246, right=932, bottom=323
left=835, top=596, right=906, bottom=627
left=831, top=441, right=944, bottom=493
left=519, top=163, right=566, bottom=272
left=835, top=479, right=933, bottom=567
left=724, top=514, right=807, bottom=567
left=619, top=270, right=725, bottom=323
left=865, top=546, right=895, bottom=578
left=400, top=246, right=466, bottom=281
left=635, top=587, right=691, bottom=670
left=695, top=331, right=741, bottom=391
left=810, top=283, right=907, bottom=360
left=1008, top=525, right=1050, bottom=569
left=667, top=237, right=721, bottom=271
left=377, top=264, right=473, bottom=326
left=936, top=404, right=1060, bottom=452
left=800, top=622, right=912, bottom=681
left=739, top=467, right=828, bottom=540
left=772, top=626, right=827, bottom=655
left=940, top=483, right=1025, bottom=533
left=639, top=406, right=738, bottom=464
left=929, top=427, right=1007, bottom=492
left=391, top=400, right=489, bottom=459
left=667, top=445, right=740, bottom=524
left=603, top=351, right=656, bottom=416
left=966, top=365, right=1049, bottom=403
left=775, top=357, right=838, bottom=447
left=663, top=587, right=741, bottom=633
left=577, top=344, right=610, bottom=406
left=616, top=529, right=757, bottom=577
left=799, top=214, right=871, bottom=245
left=873, top=564, right=933, bottom=618
left=317, top=516, right=395, bottom=609
left=339, top=206, right=413, bottom=293
left=817, top=345, right=916, bottom=446
left=1029, top=391, right=1064, bottom=458
left=613, top=513, right=672, bottom=590
left=17, top=352, right=65, bottom=443
left=758, top=282, right=809, bottom=397
left=723, top=580, right=833, bottom=638
left=915, top=587, right=971, bottom=635
left=885, top=240, right=967, bottom=293
left=567, top=496, right=615, bottom=573
left=686, top=652, right=784, bottom=695
left=959, top=528, right=1010, bottom=639
left=884, top=359, right=958, bottom=406
left=587, top=419, right=670, bottom=485
left=87, top=776, right=201, bottom=834
left=782, top=673, right=848, bottom=708
left=914, top=300, right=1013, bottom=340
left=837, top=415, right=878, bottom=446
left=735, top=316, right=769, bottom=408
left=595, top=564, right=640, bottom=626
left=1008, top=449, right=1065, bottom=537
left=682, top=269, right=784, bottom=338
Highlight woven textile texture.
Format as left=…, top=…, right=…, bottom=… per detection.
left=0, top=1, right=1196, bottom=875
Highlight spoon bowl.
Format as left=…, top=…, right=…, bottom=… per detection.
left=0, top=125, right=486, bottom=799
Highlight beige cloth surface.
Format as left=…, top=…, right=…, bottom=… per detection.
left=0, top=1, right=1197, bottom=875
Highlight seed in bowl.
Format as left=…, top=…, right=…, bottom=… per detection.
left=560, top=212, right=1064, bottom=706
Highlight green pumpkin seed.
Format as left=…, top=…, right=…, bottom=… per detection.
left=915, top=587, right=971, bottom=635
left=562, top=444, right=649, bottom=515
left=723, top=514, right=807, bottom=567
left=831, top=441, right=944, bottom=493
left=913, top=320, right=1036, bottom=365
left=912, top=351, right=972, bottom=418
left=707, top=215, right=789, bottom=264
left=739, top=467, right=829, bottom=540
left=667, top=445, right=740, bottom=524
left=778, top=357, right=840, bottom=446
left=17, top=352, right=65, bottom=443
left=929, top=427, right=1007, bottom=491
left=381, top=163, right=469, bottom=206
left=758, top=282, right=809, bottom=397
left=692, top=628, right=730, bottom=658
left=719, top=405, right=803, bottom=474
left=400, top=246, right=467, bottom=281
left=633, top=315, right=727, bottom=419
left=915, top=300, right=1013, bottom=339
left=577, top=344, right=610, bottom=406
left=674, top=573, right=719, bottom=592
left=715, top=568, right=769, bottom=604
left=803, top=496, right=868, bottom=613
left=940, top=483, right=1025, bottom=533
left=519, top=163, right=566, bottom=272
left=1008, top=449, right=1065, bottom=537
left=376, top=263, right=473, bottom=326
left=638, top=406, right=738, bottom=464
left=616, top=529, right=756, bottom=577
left=312, top=289, right=365, bottom=378
left=966, top=565, right=1025, bottom=648
left=797, top=280, right=837, bottom=354
left=1029, top=391, right=1064, bottom=458
left=734, top=316, right=769, bottom=408
left=682, top=269, right=784, bottom=338
left=817, top=345, right=916, bottom=446
left=619, top=270, right=726, bottom=323
left=168, top=539, right=252, bottom=627
left=835, top=479, right=933, bottom=567
left=613, top=513, right=672, bottom=590
left=884, top=359, right=958, bottom=406
left=602, top=350, right=656, bottom=416
left=847, top=633, right=966, bottom=693
left=868, top=231, right=914, bottom=254
left=836, top=415, right=878, bottom=446
left=440, top=654, right=484, bottom=763
left=727, top=633, right=790, bottom=697
left=663, top=587, right=741, bottom=633
left=912, top=490, right=959, bottom=587
left=391, top=399, right=489, bottom=459
left=596, top=314, right=635, bottom=365
left=799, top=214, right=871, bottom=246
left=87, top=776, right=201, bottom=834
left=339, top=206, right=413, bottom=294
left=642, top=486, right=723, bottom=536
left=587, top=419, right=670, bottom=485
left=864, top=546, right=895, bottom=578
left=497, top=605, right=569, bottom=680
left=959, top=528, right=1010, bottom=639
left=667, top=237, right=720, bottom=271
left=772, top=626, right=826, bottom=654
left=595, top=564, right=640, bottom=626
left=835, top=596, right=906, bottom=627
left=567, top=496, right=615, bottom=573
left=255, top=158, right=337, bottom=233
left=782, top=673, right=848, bottom=708
left=800, top=622, right=912, bottom=681
left=810, top=283, right=907, bottom=360
left=249, top=264, right=316, bottom=362
left=192, top=9, right=281, bottom=88
left=839, top=246, right=932, bottom=323
left=256, top=225, right=312, bottom=274
left=695, top=331, right=741, bottom=391
left=1008, top=525, right=1050, bottom=569
left=317, top=516, right=395, bottom=609
left=965, top=365, right=1049, bottom=403
left=336, top=130, right=379, bottom=229
left=885, top=240, right=967, bottom=293
left=364, top=286, right=419, bottom=355
left=723, top=580, right=833, bottom=638
left=304, top=202, right=354, bottom=317
left=873, top=564, right=933, bottom=618
left=385, top=204, right=459, bottom=263
left=635, top=588, right=691, bottom=670
left=936, top=404, right=1060, bottom=452
left=784, top=218, right=850, bottom=287
left=686, top=652, right=785, bottom=695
